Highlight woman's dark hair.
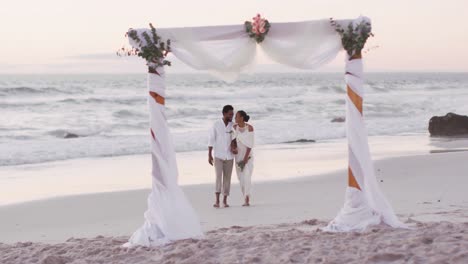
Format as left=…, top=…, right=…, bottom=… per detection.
left=237, top=110, right=250, bottom=122
left=222, top=105, right=234, bottom=114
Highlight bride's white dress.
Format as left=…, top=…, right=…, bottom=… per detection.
left=233, top=124, right=254, bottom=198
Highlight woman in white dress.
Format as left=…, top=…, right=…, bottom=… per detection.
left=231, top=110, right=254, bottom=206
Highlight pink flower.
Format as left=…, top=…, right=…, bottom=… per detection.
left=248, top=13, right=268, bottom=37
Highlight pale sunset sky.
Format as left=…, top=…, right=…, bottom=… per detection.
left=0, top=0, right=467, bottom=74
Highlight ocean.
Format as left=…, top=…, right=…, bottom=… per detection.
left=1, top=72, right=467, bottom=166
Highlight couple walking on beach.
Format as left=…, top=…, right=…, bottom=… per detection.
left=208, top=105, right=255, bottom=208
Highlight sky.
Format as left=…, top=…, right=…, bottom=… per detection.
left=0, top=0, right=467, bottom=74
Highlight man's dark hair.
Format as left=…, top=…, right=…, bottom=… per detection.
left=222, top=105, right=234, bottom=114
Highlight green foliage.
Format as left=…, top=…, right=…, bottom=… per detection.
left=330, top=18, right=373, bottom=57
left=245, top=21, right=253, bottom=36
left=122, top=23, right=172, bottom=70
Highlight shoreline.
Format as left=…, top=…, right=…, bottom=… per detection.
left=3, top=134, right=468, bottom=206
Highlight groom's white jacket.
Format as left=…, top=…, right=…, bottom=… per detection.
left=208, top=119, right=234, bottom=160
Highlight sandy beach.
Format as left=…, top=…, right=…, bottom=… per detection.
left=2, top=221, right=466, bottom=264
left=2, top=0, right=468, bottom=262
left=1, top=135, right=468, bottom=263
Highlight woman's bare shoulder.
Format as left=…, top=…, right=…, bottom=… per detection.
left=247, top=124, right=254, bottom=132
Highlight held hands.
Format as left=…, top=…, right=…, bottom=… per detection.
left=230, top=139, right=238, bottom=155
left=231, top=146, right=238, bottom=155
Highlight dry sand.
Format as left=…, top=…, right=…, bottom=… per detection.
left=1, top=220, right=467, bottom=264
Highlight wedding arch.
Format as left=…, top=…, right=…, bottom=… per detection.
left=120, top=15, right=406, bottom=247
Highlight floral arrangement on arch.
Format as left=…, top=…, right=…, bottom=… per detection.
left=245, top=14, right=271, bottom=43
left=330, top=18, right=373, bottom=57
left=117, top=23, right=172, bottom=71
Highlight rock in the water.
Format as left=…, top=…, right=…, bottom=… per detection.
left=64, top=132, right=79, bottom=139
left=331, top=117, right=345, bottom=123
left=429, top=113, right=468, bottom=136
left=284, top=139, right=316, bottom=144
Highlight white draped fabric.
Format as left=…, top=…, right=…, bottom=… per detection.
left=128, top=18, right=342, bottom=82
left=124, top=66, right=203, bottom=247
left=233, top=125, right=255, bottom=198
left=323, top=56, right=407, bottom=232
left=126, top=16, right=404, bottom=243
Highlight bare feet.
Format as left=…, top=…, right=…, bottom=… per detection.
left=223, top=202, right=229, bottom=208
left=214, top=192, right=221, bottom=208
left=242, top=196, right=250, bottom=206
left=222, top=195, right=229, bottom=208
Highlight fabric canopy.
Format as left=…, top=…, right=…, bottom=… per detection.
left=128, top=17, right=362, bottom=82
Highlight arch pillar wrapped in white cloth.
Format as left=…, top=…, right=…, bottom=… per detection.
left=124, top=16, right=404, bottom=247
left=124, top=65, right=203, bottom=247
left=323, top=54, right=406, bottom=231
